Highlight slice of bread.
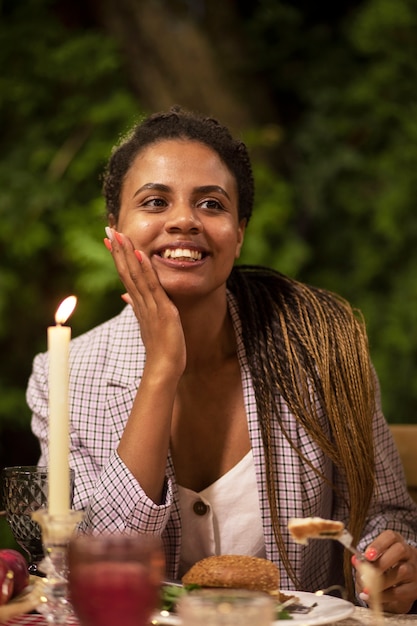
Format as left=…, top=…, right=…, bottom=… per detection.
left=288, top=517, right=344, bottom=545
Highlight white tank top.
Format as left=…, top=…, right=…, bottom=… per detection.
left=177, top=450, right=266, bottom=577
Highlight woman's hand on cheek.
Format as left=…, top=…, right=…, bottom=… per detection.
left=104, top=227, right=186, bottom=377
left=353, top=530, right=417, bottom=614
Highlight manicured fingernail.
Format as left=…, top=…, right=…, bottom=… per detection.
left=359, top=592, right=369, bottom=602
left=114, top=231, right=123, bottom=245
left=105, top=226, right=114, bottom=241
left=121, top=293, right=129, bottom=303
left=103, top=238, right=112, bottom=251
left=134, top=250, right=142, bottom=262
left=365, top=548, right=378, bottom=561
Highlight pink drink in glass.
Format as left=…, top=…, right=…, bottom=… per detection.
left=68, top=534, right=164, bottom=626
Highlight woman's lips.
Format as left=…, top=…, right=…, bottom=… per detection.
left=160, top=247, right=203, bottom=262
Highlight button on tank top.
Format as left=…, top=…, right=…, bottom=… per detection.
left=177, top=449, right=266, bottom=576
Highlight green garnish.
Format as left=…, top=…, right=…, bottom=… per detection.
left=161, top=584, right=201, bottom=612
left=276, top=607, right=292, bottom=620
left=161, top=584, right=293, bottom=619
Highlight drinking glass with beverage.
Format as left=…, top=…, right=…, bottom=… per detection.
left=68, top=533, right=164, bottom=626
left=178, top=589, right=275, bottom=626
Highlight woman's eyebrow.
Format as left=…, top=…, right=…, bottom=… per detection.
left=194, top=185, right=231, bottom=200
left=133, top=183, right=231, bottom=200
left=133, top=182, right=171, bottom=198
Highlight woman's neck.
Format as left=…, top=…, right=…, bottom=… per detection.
left=176, top=292, right=236, bottom=370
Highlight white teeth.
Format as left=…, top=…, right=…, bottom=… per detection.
left=162, top=248, right=202, bottom=261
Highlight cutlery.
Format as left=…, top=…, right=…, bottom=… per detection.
left=335, top=529, right=366, bottom=561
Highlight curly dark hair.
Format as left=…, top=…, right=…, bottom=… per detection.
left=102, top=106, right=254, bottom=224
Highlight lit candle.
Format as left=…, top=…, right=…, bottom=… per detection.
left=48, top=295, right=77, bottom=515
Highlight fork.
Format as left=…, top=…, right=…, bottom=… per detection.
left=335, top=529, right=366, bottom=561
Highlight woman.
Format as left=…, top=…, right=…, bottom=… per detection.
left=28, top=107, right=417, bottom=612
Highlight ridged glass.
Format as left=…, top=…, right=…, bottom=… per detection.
left=1, top=465, right=74, bottom=574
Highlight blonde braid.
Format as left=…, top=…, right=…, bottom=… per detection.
left=227, top=266, right=376, bottom=599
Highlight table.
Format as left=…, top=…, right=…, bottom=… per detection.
left=3, top=607, right=417, bottom=626
left=343, top=607, right=417, bottom=624
left=3, top=615, right=78, bottom=626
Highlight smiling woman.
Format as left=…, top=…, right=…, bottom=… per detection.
left=27, top=107, right=417, bottom=614
left=106, top=138, right=244, bottom=304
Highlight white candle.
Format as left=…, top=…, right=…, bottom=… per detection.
left=48, top=295, right=77, bottom=515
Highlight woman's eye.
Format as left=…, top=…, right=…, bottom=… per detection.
left=141, top=197, right=167, bottom=209
left=200, top=199, right=224, bottom=211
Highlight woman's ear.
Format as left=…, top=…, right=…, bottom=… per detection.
left=235, top=219, right=247, bottom=259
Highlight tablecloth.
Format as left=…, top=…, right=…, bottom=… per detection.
left=3, top=607, right=417, bottom=626
left=3, top=614, right=78, bottom=626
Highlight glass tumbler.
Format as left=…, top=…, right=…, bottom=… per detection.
left=1, top=465, right=75, bottom=575
left=177, top=588, right=275, bottom=626
left=68, top=533, right=165, bottom=626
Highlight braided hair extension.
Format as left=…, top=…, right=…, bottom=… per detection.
left=227, top=265, right=376, bottom=598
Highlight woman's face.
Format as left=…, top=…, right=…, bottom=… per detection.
left=111, top=139, right=246, bottom=301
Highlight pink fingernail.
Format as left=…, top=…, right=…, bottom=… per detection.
left=114, top=231, right=123, bottom=246
left=134, top=250, right=142, bottom=262
left=103, top=238, right=112, bottom=251
left=105, top=226, right=114, bottom=241
left=365, top=548, right=378, bottom=561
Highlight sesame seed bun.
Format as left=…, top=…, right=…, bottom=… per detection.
left=181, top=555, right=280, bottom=593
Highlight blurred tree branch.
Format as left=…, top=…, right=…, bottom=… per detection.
left=90, top=0, right=275, bottom=131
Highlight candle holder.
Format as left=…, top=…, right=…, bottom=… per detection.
left=31, top=509, right=84, bottom=625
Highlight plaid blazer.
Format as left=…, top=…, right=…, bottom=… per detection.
left=27, top=294, right=417, bottom=592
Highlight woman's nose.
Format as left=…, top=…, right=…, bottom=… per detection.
left=165, top=204, right=202, bottom=232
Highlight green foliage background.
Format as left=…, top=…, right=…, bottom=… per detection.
left=244, top=0, right=417, bottom=424
left=1, top=0, right=417, bottom=490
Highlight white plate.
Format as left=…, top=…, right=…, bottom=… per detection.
left=152, top=590, right=354, bottom=626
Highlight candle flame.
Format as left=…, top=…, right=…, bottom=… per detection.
left=55, top=296, right=77, bottom=325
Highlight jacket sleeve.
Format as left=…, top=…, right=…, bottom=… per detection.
left=27, top=349, right=175, bottom=536
left=328, top=370, right=417, bottom=553
left=357, top=391, right=417, bottom=553
left=80, top=451, right=174, bottom=535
